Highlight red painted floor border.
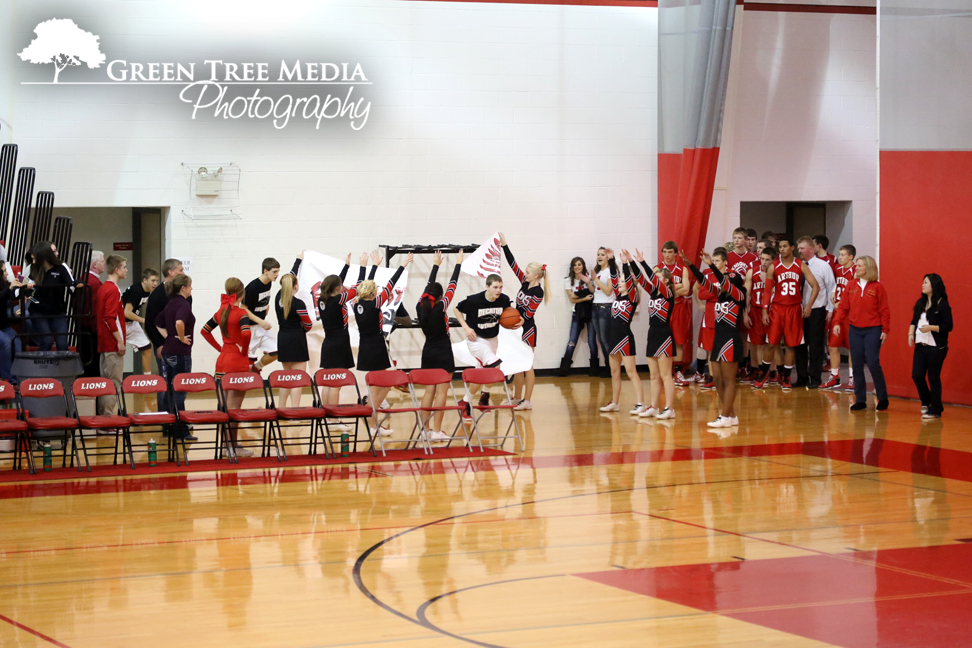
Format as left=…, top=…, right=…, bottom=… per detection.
left=0, top=438, right=967, bottom=501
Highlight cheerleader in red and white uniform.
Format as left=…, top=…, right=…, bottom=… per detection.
left=499, top=232, right=549, bottom=411
left=201, top=278, right=254, bottom=457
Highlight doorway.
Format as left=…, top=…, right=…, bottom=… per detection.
left=740, top=201, right=853, bottom=251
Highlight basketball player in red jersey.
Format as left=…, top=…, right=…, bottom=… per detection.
left=746, top=229, right=758, bottom=254
left=813, top=235, right=838, bottom=272
left=822, top=244, right=856, bottom=390
left=751, top=246, right=777, bottom=388
left=727, top=228, right=758, bottom=380
left=658, top=241, right=693, bottom=384
left=762, top=235, right=820, bottom=390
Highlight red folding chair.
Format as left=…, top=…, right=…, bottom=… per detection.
left=123, top=375, right=181, bottom=465
left=19, top=379, right=87, bottom=471
left=315, top=369, right=375, bottom=456
left=269, top=370, right=330, bottom=457
left=365, top=370, right=428, bottom=456
left=72, top=378, right=135, bottom=470
left=461, top=367, right=523, bottom=451
left=0, top=380, right=32, bottom=473
left=172, top=373, right=231, bottom=463
left=408, top=369, right=473, bottom=452
left=218, top=372, right=283, bottom=461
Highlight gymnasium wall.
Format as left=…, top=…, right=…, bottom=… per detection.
left=879, top=0, right=972, bottom=406
left=705, top=2, right=877, bottom=256
left=8, top=0, right=658, bottom=371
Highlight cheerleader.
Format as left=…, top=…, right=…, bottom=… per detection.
left=317, top=253, right=368, bottom=405
left=275, top=253, right=313, bottom=408
left=629, top=250, right=676, bottom=419
left=354, top=252, right=413, bottom=438
left=200, top=278, right=254, bottom=457
left=599, top=252, right=646, bottom=415
left=416, top=250, right=463, bottom=440
left=682, top=249, right=748, bottom=428
left=499, top=232, right=549, bottom=411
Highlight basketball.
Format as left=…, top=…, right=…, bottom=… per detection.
left=500, top=307, right=521, bottom=329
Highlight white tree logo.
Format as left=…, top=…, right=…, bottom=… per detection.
left=18, top=18, right=106, bottom=83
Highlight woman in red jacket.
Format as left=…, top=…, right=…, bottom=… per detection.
left=201, top=278, right=254, bottom=457
left=832, top=255, right=890, bottom=412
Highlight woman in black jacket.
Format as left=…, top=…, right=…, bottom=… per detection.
left=26, top=241, right=75, bottom=351
left=909, top=273, right=952, bottom=419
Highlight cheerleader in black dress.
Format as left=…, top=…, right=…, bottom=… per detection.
left=275, top=253, right=313, bottom=408
left=630, top=250, right=677, bottom=420
left=499, top=232, right=549, bottom=411
left=599, top=252, right=646, bottom=415
left=682, top=249, right=748, bottom=429
left=354, top=253, right=412, bottom=436
left=417, top=250, right=463, bottom=439
left=317, top=252, right=368, bottom=405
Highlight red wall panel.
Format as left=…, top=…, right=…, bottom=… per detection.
left=880, top=150, right=971, bottom=406
left=657, top=152, right=682, bottom=254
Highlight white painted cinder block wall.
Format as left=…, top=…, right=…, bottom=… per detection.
left=708, top=8, right=878, bottom=257
left=9, top=0, right=658, bottom=371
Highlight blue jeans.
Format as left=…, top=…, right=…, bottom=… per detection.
left=849, top=325, right=887, bottom=403
left=0, top=327, right=22, bottom=382
left=591, top=303, right=612, bottom=364
left=28, top=315, right=69, bottom=351
left=161, top=354, right=192, bottom=435
left=564, top=312, right=598, bottom=361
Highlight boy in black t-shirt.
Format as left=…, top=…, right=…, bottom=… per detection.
left=122, top=267, right=160, bottom=375
left=244, top=258, right=281, bottom=372
left=454, top=274, right=522, bottom=418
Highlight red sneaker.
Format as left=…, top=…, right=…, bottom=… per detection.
left=823, top=361, right=831, bottom=373
left=821, top=375, right=841, bottom=390
left=674, top=371, right=692, bottom=386
left=781, top=375, right=793, bottom=392
left=753, top=371, right=768, bottom=389
left=695, top=372, right=707, bottom=384
left=700, top=375, right=716, bottom=390
left=740, top=368, right=755, bottom=384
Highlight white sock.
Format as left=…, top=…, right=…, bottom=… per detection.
left=831, top=368, right=839, bottom=376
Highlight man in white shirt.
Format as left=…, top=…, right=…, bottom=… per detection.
left=795, top=237, right=836, bottom=388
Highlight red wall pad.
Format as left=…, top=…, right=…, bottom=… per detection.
left=880, top=150, right=972, bottom=406
left=657, top=152, right=682, bottom=247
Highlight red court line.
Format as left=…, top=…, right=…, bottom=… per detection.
left=0, top=612, right=71, bottom=648
left=0, top=439, right=967, bottom=501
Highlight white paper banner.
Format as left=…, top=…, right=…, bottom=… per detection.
left=461, top=232, right=503, bottom=278
left=296, top=251, right=408, bottom=335
left=451, top=327, right=535, bottom=376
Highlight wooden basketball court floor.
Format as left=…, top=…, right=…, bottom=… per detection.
left=1, top=376, right=971, bottom=647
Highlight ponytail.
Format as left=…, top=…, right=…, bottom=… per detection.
left=279, top=274, right=296, bottom=319
left=220, top=278, right=244, bottom=336
left=417, top=282, right=444, bottom=327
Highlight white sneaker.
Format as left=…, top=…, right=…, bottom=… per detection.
left=514, top=400, right=533, bottom=411
left=921, top=405, right=928, bottom=414
left=429, top=430, right=451, bottom=441
left=234, top=446, right=254, bottom=458
left=726, top=416, right=739, bottom=426
left=655, top=408, right=675, bottom=420
left=370, top=426, right=394, bottom=437
left=638, top=406, right=659, bottom=418
left=381, top=399, right=390, bottom=409
left=707, top=416, right=729, bottom=428
left=599, top=402, right=620, bottom=412
left=629, top=403, right=646, bottom=415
